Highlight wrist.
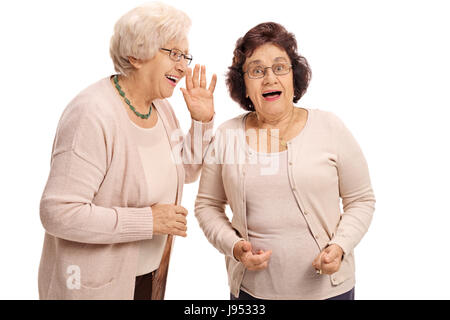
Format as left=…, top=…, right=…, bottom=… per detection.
left=192, top=113, right=214, bottom=123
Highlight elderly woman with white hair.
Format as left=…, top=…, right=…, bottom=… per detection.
left=38, top=2, right=216, bottom=300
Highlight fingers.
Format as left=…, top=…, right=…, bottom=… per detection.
left=175, top=213, right=187, bottom=224
left=200, top=65, right=207, bottom=88
left=312, top=250, right=325, bottom=270
left=183, top=64, right=216, bottom=93
left=321, top=260, right=339, bottom=274
left=185, top=67, right=193, bottom=90
left=151, top=203, right=189, bottom=237
left=208, top=73, right=217, bottom=93
left=313, top=248, right=342, bottom=275
left=173, top=205, right=188, bottom=237
left=248, top=260, right=269, bottom=271
left=172, top=228, right=187, bottom=238
left=174, top=205, right=188, bottom=216
left=174, top=221, right=187, bottom=232
left=323, top=251, right=338, bottom=264
left=169, top=213, right=188, bottom=237
left=192, top=64, right=200, bottom=88
left=243, top=250, right=272, bottom=271
left=242, top=241, right=252, bottom=253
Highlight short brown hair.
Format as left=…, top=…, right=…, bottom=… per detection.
left=226, top=22, right=311, bottom=111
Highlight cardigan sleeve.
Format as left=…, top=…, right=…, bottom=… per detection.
left=39, top=102, right=153, bottom=245
left=158, top=99, right=214, bottom=183
left=182, top=117, right=214, bottom=183
left=328, top=115, right=376, bottom=255
left=194, top=138, right=244, bottom=259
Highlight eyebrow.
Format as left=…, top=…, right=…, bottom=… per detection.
left=170, top=47, right=189, bottom=55
left=247, top=56, right=288, bottom=66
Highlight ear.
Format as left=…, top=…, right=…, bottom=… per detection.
left=128, top=56, right=142, bottom=69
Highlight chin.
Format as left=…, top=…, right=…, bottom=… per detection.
left=261, top=102, right=286, bottom=115
left=161, top=88, right=175, bottom=99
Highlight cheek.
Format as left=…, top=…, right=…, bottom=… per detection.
left=244, top=81, right=260, bottom=99
left=283, top=77, right=295, bottom=97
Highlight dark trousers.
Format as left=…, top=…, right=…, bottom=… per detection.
left=231, top=287, right=355, bottom=301
left=134, top=271, right=155, bottom=300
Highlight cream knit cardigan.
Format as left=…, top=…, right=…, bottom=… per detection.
left=39, top=77, right=213, bottom=299
left=195, top=109, right=375, bottom=297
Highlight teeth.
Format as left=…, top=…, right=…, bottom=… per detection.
left=166, top=75, right=178, bottom=82
left=263, top=91, right=281, bottom=97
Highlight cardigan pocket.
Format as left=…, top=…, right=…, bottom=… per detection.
left=80, top=276, right=115, bottom=290
left=71, top=278, right=116, bottom=300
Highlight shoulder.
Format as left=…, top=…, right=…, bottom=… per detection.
left=307, top=107, right=348, bottom=133
left=308, top=108, right=362, bottom=151
left=65, top=77, right=118, bottom=118
left=216, top=112, right=249, bottom=132
left=53, top=78, right=117, bottom=154
left=59, top=78, right=118, bottom=125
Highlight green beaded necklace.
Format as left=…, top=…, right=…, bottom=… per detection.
left=113, top=75, right=152, bottom=120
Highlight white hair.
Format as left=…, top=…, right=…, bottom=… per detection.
left=110, top=2, right=191, bottom=76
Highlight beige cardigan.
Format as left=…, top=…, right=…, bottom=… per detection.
left=195, top=108, right=375, bottom=298
left=38, top=77, right=213, bottom=299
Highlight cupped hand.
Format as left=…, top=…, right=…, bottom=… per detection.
left=180, top=64, right=217, bottom=122
left=312, top=244, right=344, bottom=275
left=233, top=240, right=272, bottom=271
left=151, top=204, right=188, bottom=237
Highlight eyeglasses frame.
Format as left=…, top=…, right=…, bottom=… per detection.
left=243, top=63, right=293, bottom=79
left=160, top=48, right=193, bottom=65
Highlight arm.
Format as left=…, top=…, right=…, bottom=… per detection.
left=40, top=150, right=153, bottom=244
left=180, top=65, right=216, bottom=183
left=178, top=117, right=214, bottom=184
left=328, top=116, right=376, bottom=255
left=39, top=105, right=153, bottom=245
left=194, top=143, right=243, bottom=258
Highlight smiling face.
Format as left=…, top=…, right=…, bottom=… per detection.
left=133, top=38, right=189, bottom=100
left=243, top=43, right=294, bottom=119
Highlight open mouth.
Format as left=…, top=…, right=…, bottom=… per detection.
left=262, top=90, right=282, bottom=101
left=165, top=75, right=179, bottom=86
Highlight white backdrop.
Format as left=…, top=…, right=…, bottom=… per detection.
left=1, top=0, right=449, bottom=300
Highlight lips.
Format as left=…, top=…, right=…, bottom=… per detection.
left=262, top=90, right=282, bottom=101
left=165, top=74, right=179, bottom=87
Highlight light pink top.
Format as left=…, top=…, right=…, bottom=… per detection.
left=131, top=116, right=178, bottom=276
left=195, top=108, right=375, bottom=298
left=241, top=150, right=353, bottom=299
left=39, top=77, right=214, bottom=299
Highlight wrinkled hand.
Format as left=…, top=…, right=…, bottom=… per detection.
left=151, top=204, right=188, bottom=237
left=233, top=240, right=272, bottom=271
left=180, top=64, right=217, bottom=122
left=312, top=244, right=344, bottom=275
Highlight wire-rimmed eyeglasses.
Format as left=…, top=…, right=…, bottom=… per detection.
left=244, top=62, right=292, bottom=79
left=160, top=48, right=193, bottom=65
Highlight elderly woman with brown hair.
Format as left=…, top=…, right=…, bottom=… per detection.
left=195, top=22, right=375, bottom=300
left=38, top=2, right=216, bottom=300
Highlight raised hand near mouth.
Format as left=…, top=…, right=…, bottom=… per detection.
left=180, top=64, right=217, bottom=123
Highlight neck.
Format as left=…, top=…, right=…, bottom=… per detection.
left=255, top=106, right=295, bottom=128
left=118, top=74, right=155, bottom=113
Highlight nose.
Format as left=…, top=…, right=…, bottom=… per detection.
left=263, top=67, right=278, bottom=85
left=175, top=60, right=187, bottom=75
